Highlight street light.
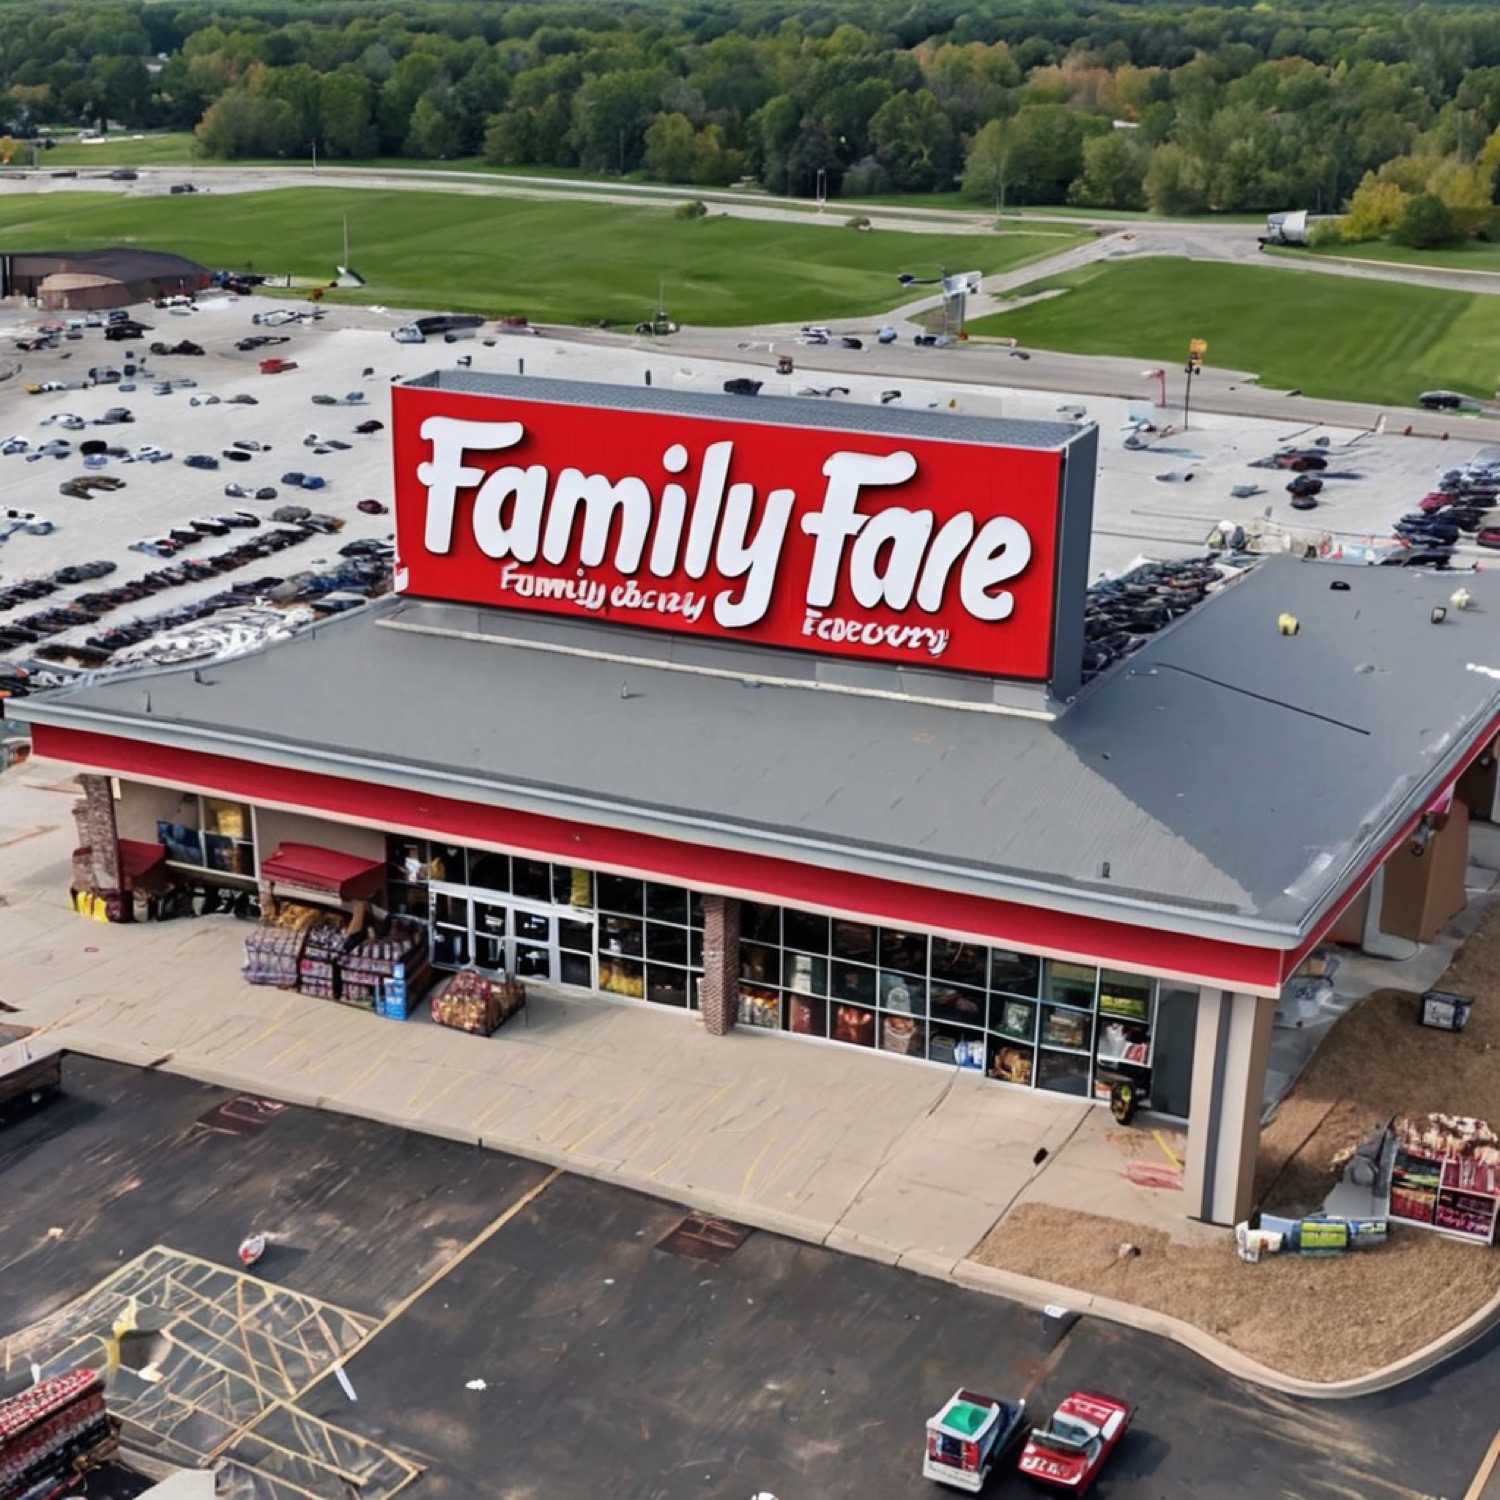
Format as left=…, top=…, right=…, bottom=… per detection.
left=310, top=139, right=318, bottom=174
left=1183, top=338, right=1207, bottom=432
left=1141, top=367, right=1166, bottom=409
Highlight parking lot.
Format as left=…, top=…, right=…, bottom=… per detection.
left=1, top=291, right=1498, bottom=699
left=1, top=1057, right=1494, bottom=1499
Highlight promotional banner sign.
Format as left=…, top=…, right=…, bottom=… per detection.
left=393, top=383, right=1068, bottom=679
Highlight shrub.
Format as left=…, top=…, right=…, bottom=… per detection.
left=674, top=199, right=708, bottom=220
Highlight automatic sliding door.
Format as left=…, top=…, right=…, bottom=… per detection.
left=559, top=916, right=595, bottom=988
left=512, top=908, right=554, bottom=981
left=473, top=898, right=509, bottom=974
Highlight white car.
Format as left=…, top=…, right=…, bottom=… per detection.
left=392, top=324, right=425, bottom=344
left=42, top=412, right=85, bottom=430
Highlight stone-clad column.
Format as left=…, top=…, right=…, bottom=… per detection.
left=77, top=774, right=122, bottom=893
left=699, top=894, right=740, bottom=1036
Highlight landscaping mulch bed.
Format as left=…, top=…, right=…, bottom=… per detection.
left=971, top=903, right=1500, bottom=1382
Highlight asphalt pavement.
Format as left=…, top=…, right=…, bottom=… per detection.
left=0, top=1057, right=1492, bottom=1500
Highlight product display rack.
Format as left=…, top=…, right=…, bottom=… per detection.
left=1386, top=1116, right=1500, bottom=1245
left=1390, top=1146, right=1500, bottom=1244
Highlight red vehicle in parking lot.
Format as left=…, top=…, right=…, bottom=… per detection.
left=1017, top=1390, right=1131, bottom=1493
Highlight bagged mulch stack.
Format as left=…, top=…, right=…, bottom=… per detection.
left=430, top=970, right=526, bottom=1036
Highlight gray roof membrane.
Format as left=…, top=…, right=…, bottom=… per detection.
left=404, top=370, right=1089, bottom=451
left=18, top=555, right=1500, bottom=940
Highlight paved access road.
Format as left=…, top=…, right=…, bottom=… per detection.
left=0, top=1058, right=1488, bottom=1500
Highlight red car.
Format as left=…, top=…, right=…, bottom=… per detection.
left=1017, top=1390, right=1131, bottom=1492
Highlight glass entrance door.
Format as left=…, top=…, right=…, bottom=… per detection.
left=473, top=896, right=509, bottom=973
left=430, top=884, right=595, bottom=991
left=511, top=907, right=553, bottom=981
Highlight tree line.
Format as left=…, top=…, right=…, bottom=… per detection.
left=8, top=1, right=1500, bottom=233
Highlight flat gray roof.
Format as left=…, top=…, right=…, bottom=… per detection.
left=405, top=370, right=1089, bottom=450
left=15, top=555, right=1500, bottom=946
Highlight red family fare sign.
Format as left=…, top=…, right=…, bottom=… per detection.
left=392, top=383, right=1067, bottom=679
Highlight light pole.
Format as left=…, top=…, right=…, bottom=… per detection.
left=1183, top=338, right=1206, bottom=431
left=310, top=139, right=318, bottom=174
left=1142, top=367, right=1166, bottom=410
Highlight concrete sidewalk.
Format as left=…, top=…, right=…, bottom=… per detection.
left=0, top=764, right=1211, bottom=1278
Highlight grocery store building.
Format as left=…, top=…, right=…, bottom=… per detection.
left=13, top=373, right=1500, bottom=1227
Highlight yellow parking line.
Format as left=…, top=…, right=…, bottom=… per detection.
left=740, top=1129, right=781, bottom=1197
left=1463, top=1420, right=1500, bottom=1500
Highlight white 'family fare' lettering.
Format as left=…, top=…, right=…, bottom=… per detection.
left=414, top=415, right=1035, bottom=632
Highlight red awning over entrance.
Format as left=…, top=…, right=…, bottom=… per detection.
left=259, top=843, right=384, bottom=900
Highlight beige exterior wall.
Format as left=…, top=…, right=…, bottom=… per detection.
left=115, top=780, right=195, bottom=842
left=253, top=807, right=384, bottom=864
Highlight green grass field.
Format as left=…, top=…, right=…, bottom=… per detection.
left=0, top=187, right=1080, bottom=325
left=969, top=257, right=1500, bottom=406
left=1308, top=239, right=1500, bottom=275
left=23, top=133, right=201, bottom=167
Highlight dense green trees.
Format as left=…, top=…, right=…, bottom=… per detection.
left=3, top=0, right=1500, bottom=231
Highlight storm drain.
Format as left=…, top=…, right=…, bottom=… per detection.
left=656, top=1212, right=753, bottom=1265
left=196, top=1093, right=288, bottom=1136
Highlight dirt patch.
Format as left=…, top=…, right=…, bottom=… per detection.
left=972, top=1203, right=1492, bottom=1382
left=971, top=904, right=1500, bottom=1383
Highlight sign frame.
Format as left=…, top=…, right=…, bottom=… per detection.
left=391, top=373, right=1097, bottom=692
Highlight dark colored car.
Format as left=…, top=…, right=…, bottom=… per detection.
left=1419, top=390, right=1466, bottom=410
left=722, top=377, right=762, bottom=396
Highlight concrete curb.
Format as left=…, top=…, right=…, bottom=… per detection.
left=41, top=1033, right=1500, bottom=1398
left=949, top=1260, right=1500, bottom=1400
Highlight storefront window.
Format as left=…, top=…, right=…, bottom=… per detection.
left=160, top=797, right=255, bottom=877
left=784, top=908, right=829, bottom=953
left=879, top=969, right=925, bottom=1014
left=785, top=951, right=828, bottom=996
left=878, top=927, right=928, bottom=977
left=598, top=873, right=645, bottom=915
left=832, top=920, right=878, bottom=963
left=1044, top=960, right=1097, bottom=1010
left=833, top=963, right=878, bottom=1006
left=645, top=882, right=689, bottom=924
left=646, top=923, right=689, bottom=965
left=512, top=858, right=552, bottom=902
left=930, top=982, right=985, bottom=1028
left=468, top=849, right=511, bottom=891
left=931, top=938, right=987, bottom=989
left=990, top=949, right=1041, bottom=997
left=741, top=904, right=780, bottom=946
left=1098, top=969, right=1152, bottom=1022
left=738, top=984, right=781, bottom=1029
left=647, top=965, right=691, bottom=1008
left=741, top=942, right=781, bottom=986
left=599, top=914, right=644, bottom=957
left=600, top=955, right=644, bottom=999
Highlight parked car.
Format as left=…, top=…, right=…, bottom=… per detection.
left=1017, top=1391, right=1131, bottom=1493
left=1419, top=390, right=1467, bottom=411
left=923, top=1389, right=1030, bottom=1493
left=184, top=453, right=219, bottom=470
